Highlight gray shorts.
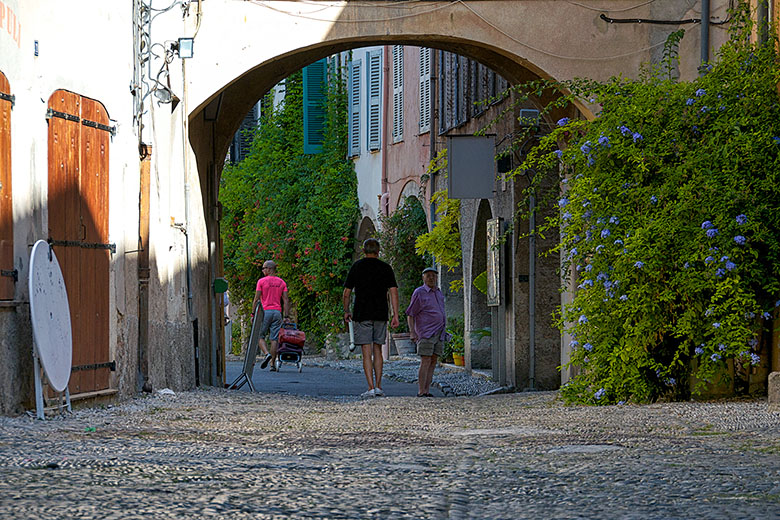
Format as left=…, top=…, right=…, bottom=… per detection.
left=259, top=310, right=283, bottom=341
left=417, top=336, right=444, bottom=357
left=353, top=320, right=387, bottom=346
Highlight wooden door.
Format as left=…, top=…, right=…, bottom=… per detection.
left=0, top=72, right=13, bottom=300
left=47, top=90, right=111, bottom=394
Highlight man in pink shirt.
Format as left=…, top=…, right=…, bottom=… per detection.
left=251, top=260, right=290, bottom=371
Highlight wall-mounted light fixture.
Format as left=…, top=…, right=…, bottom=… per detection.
left=176, top=37, right=194, bottom=59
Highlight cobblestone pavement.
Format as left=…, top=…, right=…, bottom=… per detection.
left=304, top=356, right=505, bottom=397
left=1, top=385, right=780, bottom=519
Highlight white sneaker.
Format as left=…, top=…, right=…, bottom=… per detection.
left=360, top=389, right=375, bottom=399
left=373, top=388, right=385, bottom=397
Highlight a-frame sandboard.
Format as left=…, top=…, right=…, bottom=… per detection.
left=227, top=304, right=264, bottom=392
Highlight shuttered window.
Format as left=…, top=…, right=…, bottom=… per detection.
left=0, top=71, right=13, bottom=300
left=419, top=47, right=431, bottom=134
left=457, top=55, right=469, bottom=125
left=392, top=45, right=404, bottom=143
left=348, top=57, right=362, bottom=157
left=303, top=59, right=327, bottom=154
left=367, top=49, right=382, bottom=151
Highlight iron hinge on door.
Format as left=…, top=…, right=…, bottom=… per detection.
left=0, top=92, right=14, bottom=108
left=71, top=361, right=116, bottom=372
left=47, top=238, right=117, bottom=254
left=45, top=108, right=80, bottom=122
left=82, top=118, right=117, bottom=136
left=0, top=269, right=17, bottom=282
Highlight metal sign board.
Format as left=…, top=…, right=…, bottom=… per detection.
left=447, top=135, right=496, bottom=199
left=486, top=218, right=502, bottom=306
left=28, top=240, right=72, bottom=392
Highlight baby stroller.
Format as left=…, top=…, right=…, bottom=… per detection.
left=276, top=322, right=305, bottom=372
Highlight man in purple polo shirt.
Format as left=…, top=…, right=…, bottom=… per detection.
left=406, top=266, right=447, bottom=397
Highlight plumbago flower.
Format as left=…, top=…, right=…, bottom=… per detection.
left=510, top=7, right=780, bottom=405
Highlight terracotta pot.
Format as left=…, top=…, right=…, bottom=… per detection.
left=452, top=353, right=464, bottom=366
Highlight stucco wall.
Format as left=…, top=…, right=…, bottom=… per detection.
left=0, top=0, right=210, bottom=414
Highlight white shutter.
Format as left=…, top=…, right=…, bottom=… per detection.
left=419, top=47, right=431, bottom=133
left=367, top=49, right=382, bottom=151
left=392, top=45, right=404, bottom=143
left=348, top=58, right=361, bottom=157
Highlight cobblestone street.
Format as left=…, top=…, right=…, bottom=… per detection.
left=1, top=372, right=780, bottom=519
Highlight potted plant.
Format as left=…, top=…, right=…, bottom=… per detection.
left=445, top=316, right=465, bottom=366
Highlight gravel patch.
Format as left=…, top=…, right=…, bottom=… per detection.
left=304, top=356, right=505, bottom=396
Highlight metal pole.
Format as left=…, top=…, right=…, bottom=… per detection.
left=528, top=192, right=536, bottom=390
left=700, top=0, right=710, bottom=68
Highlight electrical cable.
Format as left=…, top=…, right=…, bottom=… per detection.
left=564, top=0, right=658, bottom=12
left=247, top=0, right=671, bottom=61
left=600, top=0, right=733, bottom=26
left=247, top=0, right=459, bottom=23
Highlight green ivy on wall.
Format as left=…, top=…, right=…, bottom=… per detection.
left=516, top=3, right=780, bottom=403
left=219, top=65, right=359, bottom=342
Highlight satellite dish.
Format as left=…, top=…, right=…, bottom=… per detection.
left=28, top=240, right=72, bottom=392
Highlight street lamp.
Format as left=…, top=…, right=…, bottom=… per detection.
left=177, top=37, right=194, bottom=59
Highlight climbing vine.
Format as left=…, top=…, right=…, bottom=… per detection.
left=219, top=67, right=359, bottom=341
left=515, top=3, right=780, bottom=403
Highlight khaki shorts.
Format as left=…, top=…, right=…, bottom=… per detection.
left=353, top=320, right=387, bottom=346
left=417, top=337, right=444, bottom=357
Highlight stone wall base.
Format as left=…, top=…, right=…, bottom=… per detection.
left=768, top=372, right=780, bottom=412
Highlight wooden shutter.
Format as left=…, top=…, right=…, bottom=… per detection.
left=392, top=45, right=404, bottom=143
left=419, top=47, right=431, bottom=134
left=367, top=49, right=382, bottom=151
left=457, top=55, right=469, bottom=125
left=0, top=72, right=13, bottom=300
left=303, top=59, right=327, bottom=154
left=47, top=90, right=111, bottom=394
left=348, top=58, right=361, bottom=157
left=440, top=51, right=456, bottom=133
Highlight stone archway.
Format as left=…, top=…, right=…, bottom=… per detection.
left=185, top=1, right=718, bottom=205
left=470, top=199, right=493, bottom=373
left=355, top=215, right=377, bottom=259
left=177, top=0, right=728, bottom=386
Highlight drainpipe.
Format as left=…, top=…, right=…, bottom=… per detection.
left=381, top=46, right=390, bottom=217
left=700, top=0, right=710, bottom=69
left=528, top=191, right=536, bottom=390
left=179, top=56, right=198, bottom=387
left=429, top=50, right=437, bottom=226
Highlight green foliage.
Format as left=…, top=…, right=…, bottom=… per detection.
left=443, top=315, right=465, bottom=360
left=415, top=150, right=462, bottom=275
left=219, top=66, right=359, bottom=341
left=518, top=3, right=780, bottom=404
left=380, top=196, right=431, bottom=332
left=473, top=271, right=488, bottom=295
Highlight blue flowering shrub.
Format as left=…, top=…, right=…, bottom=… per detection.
left=517, top=7, right=780, bottom=403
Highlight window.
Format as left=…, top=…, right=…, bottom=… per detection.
left=348, top=57, right=362, bottom=157
left=303, top=59, right=328, bottom=154
left=367, top=49, right=382, bottom=151
left=419, top=47, right=431, bottom=134
left=392, top=45, right=404, bottom=142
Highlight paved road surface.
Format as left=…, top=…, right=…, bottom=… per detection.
left=1, top=374, right=779, bottom=518
left=224, top=359, right=444, bottom=398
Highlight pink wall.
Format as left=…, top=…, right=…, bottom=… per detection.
left=382, top=46, right=432, bottom=222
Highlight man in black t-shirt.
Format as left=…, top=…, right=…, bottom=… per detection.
left=343, top=238, right=399, bottom=398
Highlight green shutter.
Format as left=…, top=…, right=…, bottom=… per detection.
left=303, top=59, right=327, bottom=154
